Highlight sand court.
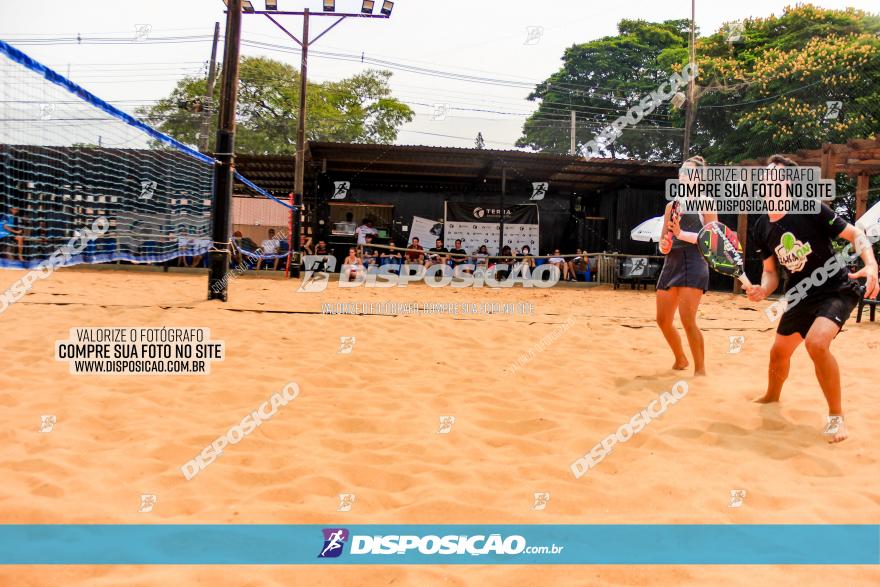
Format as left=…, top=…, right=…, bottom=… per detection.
left=0, top=267, right=878, bottom=585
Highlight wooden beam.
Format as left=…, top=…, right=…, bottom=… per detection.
left=821, top=143, right=834, bottom=179
left=856, top=173, right=869, bottom=222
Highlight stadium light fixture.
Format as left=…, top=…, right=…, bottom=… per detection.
left=323, top=0, right=336, bottom=12
left=361, top=1, right=375, bottom=14
left=380, top=1, right=393, bottom=16
left=265, top=0, right=278, bottom=10
left=242, top=1, right=255, bottom=12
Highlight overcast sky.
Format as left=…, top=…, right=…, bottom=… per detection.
left=1, top=0, right=876, bottom=150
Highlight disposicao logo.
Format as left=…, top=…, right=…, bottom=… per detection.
left=318, top=528, right=349, bottom=558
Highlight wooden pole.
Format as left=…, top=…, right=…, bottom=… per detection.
left=290, top=9, right=309, bottom=279
left=207, top=0, right=242, bottom=301
left=856, top=173, right=869, bottom=222
left=820, top=143, right=833, bottom=179
left=682, top=0, right=696, bottom=159
left=499, top=166, right=506, bottom=252
left=199, top=22, right=220, bottom=153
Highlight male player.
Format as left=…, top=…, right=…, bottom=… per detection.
left=745, top=155, right=878, bottom=442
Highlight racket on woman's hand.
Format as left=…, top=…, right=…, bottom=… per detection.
left=697, top=221, right=752, bottom=287
left=660, top=201, right=681, bottom=254
left=670, top=200, right=682, bottom=226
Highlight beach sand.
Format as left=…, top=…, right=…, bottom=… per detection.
left=0, top=267, right=877, bottom=586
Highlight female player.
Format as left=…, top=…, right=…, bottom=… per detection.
left=656, top=156, right=717, bottom=375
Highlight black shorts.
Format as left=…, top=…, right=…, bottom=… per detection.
left=777, top=280, right=862, bottom=338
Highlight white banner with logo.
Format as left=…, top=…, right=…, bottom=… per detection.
left=443, top=202, right=539, bottom=255
left=408, top=216, right=443, bottom=247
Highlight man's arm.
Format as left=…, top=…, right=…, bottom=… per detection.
left=839, top=223, right=879, bottom=299
left=3, top=221, right=22, bottom=235
left=745, top=256, right=779, bottom=302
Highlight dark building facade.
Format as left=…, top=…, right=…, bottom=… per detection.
left=247, top=142, right=680, bottom=258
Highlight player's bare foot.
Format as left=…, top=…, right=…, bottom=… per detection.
left=753, top=393, right=780, bottom=404
left=694, top=366, right=707, bottom=376
left=672, top=358, right=689, bottom=370
left=823, top=415, right=847, bottom=443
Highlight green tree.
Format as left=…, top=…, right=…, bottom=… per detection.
left=138, top=57, right=414, bottom=154
left=518, top=6, right=880, bottom=165
left=694, top=4, right=880, bottom=163
left=517, top=19, right=691, bottom=159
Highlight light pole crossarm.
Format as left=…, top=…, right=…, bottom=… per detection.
left=246, top=11, right=388, bottom=18
left=264, top=13, right=303, bottom=46
left=310, top=16, right=346, bottom=46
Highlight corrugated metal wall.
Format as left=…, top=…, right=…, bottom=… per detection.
left=597, top=187, right=666, bottom=254
left=233, top=196, right=289, bottom=226
left=232, top=196, right=291, bottom=248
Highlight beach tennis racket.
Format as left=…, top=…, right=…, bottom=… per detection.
left=697, top=221, right=752, bottom=287
left=670, top=200, right=682, bottom=226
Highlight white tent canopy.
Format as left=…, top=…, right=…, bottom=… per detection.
left=856, top=199, right=880, bottom=235
left=630, top=216, right=664, bottom=243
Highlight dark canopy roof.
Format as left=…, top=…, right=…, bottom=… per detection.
left=233, top=142, right=678, bottom=196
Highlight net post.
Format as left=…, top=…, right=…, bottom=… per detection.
left=291, top=191, right=302, bottom=278
left=285, top=191, right=294, bottom=278
left=208, top=0, right=243, bottom=301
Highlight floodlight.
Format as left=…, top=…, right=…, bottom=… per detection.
left=380, top=1, right=393, bottom=16
left=361, top=1, right=375, bottom=14
left=242, top=1, right=255, bottom=12
left=266, top=0, right=278, bottom=10
left=323, top=0, right=336, bottom=11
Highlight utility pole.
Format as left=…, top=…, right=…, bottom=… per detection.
left=207, top=0, right=242, bottom=301
left=290, top=9, right=310, bottom=278
left=682, top=0, right=697, bottom=159
left=570, top=110, right=576, bottom=155
left=199, top=21, right=220, bottom=153
left=251, top=3, right=392, bottom=279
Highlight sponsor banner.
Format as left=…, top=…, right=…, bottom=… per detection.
left=409, top=215, right=443, bottom=247
left=1, top=525, right=877, bottom=564
left=444, top=202, right=539, bottom=255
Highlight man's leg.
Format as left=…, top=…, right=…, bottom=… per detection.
left=804, top=317, right=846, bottom=442
left=656, top=287, right=688, bottom=370
left=755, top=332, right=802, bottom=403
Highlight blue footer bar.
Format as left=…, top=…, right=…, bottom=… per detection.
left=1, top=525, right=877, bottom=565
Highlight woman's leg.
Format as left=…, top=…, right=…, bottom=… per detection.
left=656, top=287, right=688, bottom=370
left=677, top=287, right=706, bottom=376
